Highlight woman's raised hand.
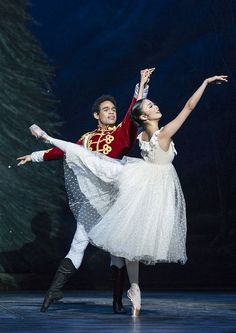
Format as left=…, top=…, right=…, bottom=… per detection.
left=140, top=67, right=155, bottom=87
left=204, top=75, right=228, bottom=85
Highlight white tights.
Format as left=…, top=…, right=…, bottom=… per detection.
left=47, top=136, right=70, bottom=151
left=125, top=259, right=139, bottom=285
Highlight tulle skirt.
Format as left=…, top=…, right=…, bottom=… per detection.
left=64, top=143, right=187, bottom=265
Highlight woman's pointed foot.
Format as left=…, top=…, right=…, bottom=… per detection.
left=132, top=307, right=140, bottom=317
left=127, top=283, right=141, bottom=317
left=29, top=124, right=49, bottom=142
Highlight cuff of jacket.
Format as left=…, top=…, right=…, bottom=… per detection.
left=134, top=83, right=149, bottom=99
left=31, top=151, right=45, bottom=162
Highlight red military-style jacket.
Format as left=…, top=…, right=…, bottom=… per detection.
left=43, top=97, right=137, bottom=161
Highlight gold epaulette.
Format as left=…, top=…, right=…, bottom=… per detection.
left=79, top=129, right=97, bottom=141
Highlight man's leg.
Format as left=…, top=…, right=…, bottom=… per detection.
left=41, top=224, right=89, bottom=312
left=110, top=255, right=127, bottom=314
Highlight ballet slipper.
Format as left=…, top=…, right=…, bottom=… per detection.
left=127, top=283, right=141, bottom=317
left=29, top=124, right=49, bottom=142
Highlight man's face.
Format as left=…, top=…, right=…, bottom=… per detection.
left=93, top=100, right=117, bottom=126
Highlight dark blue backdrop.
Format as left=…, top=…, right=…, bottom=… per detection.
left=26, top=0, right=236, bottom=289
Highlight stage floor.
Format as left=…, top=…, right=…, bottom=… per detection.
left=0, top=291, right=235, bottom=332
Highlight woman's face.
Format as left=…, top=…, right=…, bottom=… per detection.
left=141, top=99, right=162, bottom=121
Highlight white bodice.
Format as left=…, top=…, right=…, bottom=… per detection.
left=137, top=128, right=177, bottom=165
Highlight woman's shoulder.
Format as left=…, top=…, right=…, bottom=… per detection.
left=138, top=127, right=165, bottom=141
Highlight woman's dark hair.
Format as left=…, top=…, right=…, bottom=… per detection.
left=130, top=98, right=145, bottom=126
left=91, top=95, right=117, bottom=114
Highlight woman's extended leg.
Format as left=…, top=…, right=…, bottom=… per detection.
left=30, top=124, right=70, bottom=152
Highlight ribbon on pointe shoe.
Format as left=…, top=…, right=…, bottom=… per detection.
left=127, top=284, right=141, bottom=317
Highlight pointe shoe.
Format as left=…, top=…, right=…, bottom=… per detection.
left=29, top=124, right=49, bottom=141
left=127, top=284, right=141, bottom=317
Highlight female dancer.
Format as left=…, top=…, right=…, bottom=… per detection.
left=29, top=74, right=227, bottom=316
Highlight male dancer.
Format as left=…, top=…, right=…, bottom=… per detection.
left=17, top=68, right=154, bottom=313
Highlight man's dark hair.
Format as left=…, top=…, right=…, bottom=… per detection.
left=91, top=95, right=117, bottom=114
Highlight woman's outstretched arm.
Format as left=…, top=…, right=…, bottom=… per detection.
left=160, top=75, right=228, bottom=141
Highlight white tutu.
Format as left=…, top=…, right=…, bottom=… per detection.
left=63, top=128, right=187, bottom=265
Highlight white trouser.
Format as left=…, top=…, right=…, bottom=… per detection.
left=65, top=224, right=125, bottom=269
left=65, top=224, right=89, bottom=269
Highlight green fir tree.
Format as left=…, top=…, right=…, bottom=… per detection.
left=0, top=0, right=66, bottom=277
